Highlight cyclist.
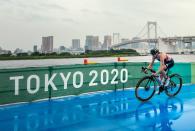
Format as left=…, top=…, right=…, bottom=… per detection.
left=147, top=48, right=174, bottom=92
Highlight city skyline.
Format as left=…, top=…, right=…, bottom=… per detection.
left=1, top=0, right=195, bottom=51
left=0, top=34, right=114, bottom=53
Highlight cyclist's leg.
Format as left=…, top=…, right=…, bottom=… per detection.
left=165, top=60, right=174, bottom=75
left=158, top=72, right=165, bottom=94
left=161, top=70, right=167, bottom=79
left=164, top=60, right=174, bottom=86
left=158, top=60, right=174, bottom=93
left=159, top=64, right=168, bottom=83
left=157, top=66, right=166, bottom=94
left=163, top=59, right=174, bottom=77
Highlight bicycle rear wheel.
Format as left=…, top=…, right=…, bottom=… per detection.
left=165, top=74, right=182, bottom=97
left=135, top=76, right=156, bottom=102
left=165, top=97, right=183, bottom=120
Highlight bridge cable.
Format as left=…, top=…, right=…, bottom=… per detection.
left=158, top=25, right=168, bottom=38
left=140, top=25, right=154, bottom=38
left=134, top=23, right=147, bottom=38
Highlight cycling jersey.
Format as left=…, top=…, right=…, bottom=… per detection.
left=155, top=53, right=174, bottom=71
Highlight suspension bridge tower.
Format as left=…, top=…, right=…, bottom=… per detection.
left=147, top=21, right=157, bottom=39
left=147, top=21, right=158, bottom=49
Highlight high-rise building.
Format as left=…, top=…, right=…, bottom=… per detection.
left=58, top=46, right=67, bottom=54
left=41, top=36, right=53, bottom=53
left=93, top=36, right=100, bottom=50
left=59, top=46, right=66, bottom=51
left=72, top=39, right=80, bottom=50
left=102, top=35, right=112, bottom=50
left=85, top=36, right=100, bottom=51
left=85, top=36, right=93, bottom=51
left=33, top=45, right=38, bottom=52
left=113, top=33, right=120, bottom=45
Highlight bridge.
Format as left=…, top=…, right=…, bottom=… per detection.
left=111, top=22, right=195, bottom=54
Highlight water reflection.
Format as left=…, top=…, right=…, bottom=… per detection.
left=136, top=97, right=183, bottom=130
left=0, top=91, right=184, bottom=130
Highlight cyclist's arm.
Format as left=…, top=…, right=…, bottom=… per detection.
left=148, top=57, right=155, bottom=69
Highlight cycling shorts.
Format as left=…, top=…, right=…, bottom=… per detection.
left=165, top=59, right=174, bottom=71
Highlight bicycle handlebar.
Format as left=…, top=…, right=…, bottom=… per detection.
left=141, top=66, right=156, bottom=74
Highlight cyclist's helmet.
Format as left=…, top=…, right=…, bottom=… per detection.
left=150, top=48, right=159, bottom=56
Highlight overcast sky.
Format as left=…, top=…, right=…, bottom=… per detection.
left=0, top=0, right=195, bottom=51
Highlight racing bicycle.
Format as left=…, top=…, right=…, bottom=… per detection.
left=135, top=67, right=182, bottom=101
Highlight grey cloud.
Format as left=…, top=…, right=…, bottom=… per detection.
left=0, top=0, right=68, bottom=22
left=24, top=13, right=54, bottom=22
left=62, top=18, right=78, bottom=24
left=102, top=11, right=121, bottom=17
left=80, top=9, right=100, bottom=15
left=39, top=3, right=67, bottom=11
left=9, top=11, right=54, bottom=22
left=1, top=0, right=67, bottom=12
left=81, top=9, right=122, bottom=18
left=0, top=0, right=12, bottom=3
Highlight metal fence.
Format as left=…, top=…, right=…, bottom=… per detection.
left=0, top=62, right=192, bottom=105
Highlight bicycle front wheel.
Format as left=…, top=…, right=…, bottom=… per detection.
left=135, top=76, right=156, bottom=102
left=165, top=74, right=182, bottom=97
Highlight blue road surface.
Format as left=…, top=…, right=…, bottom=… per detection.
left=0, top=85, right=195, bottom=131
